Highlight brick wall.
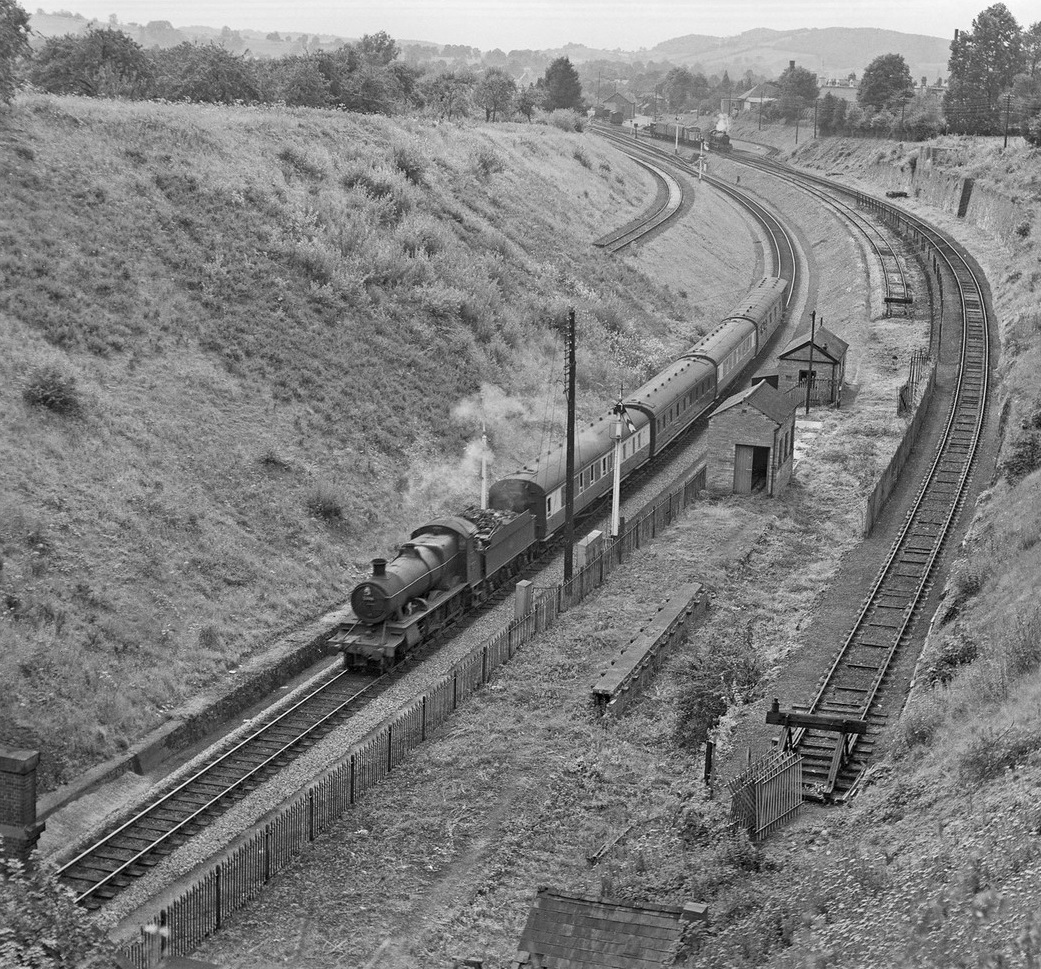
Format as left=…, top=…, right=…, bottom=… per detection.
left=0, top=749, right=44, bottom=860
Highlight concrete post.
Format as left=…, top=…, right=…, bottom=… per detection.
left=515, top=580, right=533, bottom=620
left=575, top=530, right=604, bottom=570
left=0, top=749, right=45, bottom=862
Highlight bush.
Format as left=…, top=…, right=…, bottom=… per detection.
left=22, top=366, right=83, bottom=416
left=924, top=633, right=980, bottom=685
left=305, top=486, right=343, bottom=521
left=471, top=145, right=504, bottom=178
left=958, top=723, right=1041, bottom=784
left=1002, top=432, right=1041, bottom=484
left=390, top=143, right=426, bottom=185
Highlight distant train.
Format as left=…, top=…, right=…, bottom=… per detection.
left=640, top=122, right=731, bottom=152
left=337, top=277, right=789, bottom=667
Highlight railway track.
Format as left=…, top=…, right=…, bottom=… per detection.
left=594, top=157, right=683, bottom=252
left=591, top=124, right=798, bottom=284
left=729, top=149, right=912, bottom=313
left=714, top=152, right=991, bottom=798
left=599, top=130, right=991, bottom=798
left=54, top=666, right=401, bottom=909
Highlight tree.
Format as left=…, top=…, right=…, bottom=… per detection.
left=516, top=83, right=542, bottom=121
left=858, top=53, right=914, bottom=111
left=776, top=63, right=818, bottom=121
left=30, top=26, right=152, bottom=97
left=1023, top=20, right=1041, bottom=75
left=945, top=3, right=1024, bottom=132
left=474, top=66, right=515, bottom=121
left=541, top=56, right=583, bottom=111
left=357, top=30, right=398, bottom=66
left=419, top=69, right=475, bottom=119
left=0, top=0, right=31, bottom=104
left=662, top=66, right=704, bottom=111
left=150, top=42, right=258, bottom=103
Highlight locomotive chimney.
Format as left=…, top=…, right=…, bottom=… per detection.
left=372, top=558, right=387, bottom=577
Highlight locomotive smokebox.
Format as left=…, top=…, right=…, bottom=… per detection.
left=372, top=558, right=387, bottom=577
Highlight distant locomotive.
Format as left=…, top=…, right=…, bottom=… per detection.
left=709, top=130, right=732, bottom=151
left=337, top=277, right=789, bottom=667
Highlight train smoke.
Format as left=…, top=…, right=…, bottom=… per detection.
left=715, top=112, right=731, bottom=134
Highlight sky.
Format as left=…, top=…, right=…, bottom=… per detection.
left=44, top=1, right=1031, bottom=52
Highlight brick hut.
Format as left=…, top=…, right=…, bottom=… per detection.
left=706, top=381, right=796, bottom=496
left=776, top=325, right=848, bottom=407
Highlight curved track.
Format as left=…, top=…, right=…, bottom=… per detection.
left=594, top=157, right=683, bottom=253
left=591, top=124, right=798, bottom=287
left=597, top=130, right=991, bottom=798
left=718, top=152, right=991, bottom=798
left=730, top=149, right=911, bottom=312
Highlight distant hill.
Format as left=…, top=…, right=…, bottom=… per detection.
left=26, top=12, right=952, bottom=81
left=652, top=27, right=953, bottom=83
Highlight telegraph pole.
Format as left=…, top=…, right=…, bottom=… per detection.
left=1003, top=93, right=1012, bottom=148
left=610, top=388, right=624, bottom=538
left=759, top=90, right=764, bottom=131
left=563, top=309, right=577, bottom=584
left=804, top=311, right=817, bottom=416
left=813, top=98, right=819, bottom=138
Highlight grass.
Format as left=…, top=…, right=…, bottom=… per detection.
left=0, top=95, right=698, bottom=788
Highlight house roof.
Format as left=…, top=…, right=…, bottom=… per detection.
left=778, top=325, right=849, bottom=365
left=712, top=380, right=794, bottom=427
left=514, top=889, right=690, bottom=969
left=605, top=91, right=634, bottom=105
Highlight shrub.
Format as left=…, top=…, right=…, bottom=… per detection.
left=924, top=633, right=979, bottom=685
left=958, top=723, right=1041, bottom=784
left=0, top=855, right=121, bottom=967
left=1002, top=432, right=1041, bottom=484
left=305, top=486, right=343, bottom=521
left=1016, top=221, right=1032, bottom=239
left=277, top=144, right=326, bottom=179
left=390, top=143, right=426, bottom=185
left=892, top=691, right=947, bottom=752
left=573, top=148, right=591, bottom=168
left=22, top=366, right=83, bottom=416
left=258, top=447, right=292, bottom=471
left=471, top=145, right=504, bottom=178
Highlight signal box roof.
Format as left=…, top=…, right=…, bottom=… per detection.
left=779, top=325, right=848, bottom=364
left=712, top=379, right=794, bottom=427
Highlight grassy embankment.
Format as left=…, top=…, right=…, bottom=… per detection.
left=0, top=96, right=706, bottom=790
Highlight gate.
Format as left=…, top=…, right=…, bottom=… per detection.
left=728, top=750, right=803, bottom=841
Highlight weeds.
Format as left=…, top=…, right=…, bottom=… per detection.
left=958, top=723, right=1040, bottom=784
left=471, top=145, right=504, bottom=178
left=305, top=486, right=343, bottom=522
left=22, top=365, right=83, bottom=415
left=391, top=143, right=426, bottom=185
left=1003, top=432, right=1041, bottom=484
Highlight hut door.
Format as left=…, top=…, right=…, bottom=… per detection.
left=734, top=445, right=754, bottom=494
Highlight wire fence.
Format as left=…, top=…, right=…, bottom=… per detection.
left=118, top=462, right=707, bottom=966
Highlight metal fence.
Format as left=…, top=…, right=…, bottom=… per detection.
left=118, top=463, right=707, bottom=966
left=728, top=750, right=803, bottom=842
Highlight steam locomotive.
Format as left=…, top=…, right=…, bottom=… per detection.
left=336, top=276, right=789, bottom=666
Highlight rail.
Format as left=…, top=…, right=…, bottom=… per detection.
left=115, top=462, right=708, bottom=966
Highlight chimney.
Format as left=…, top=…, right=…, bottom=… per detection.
left=954, top=29, right=959, bottom=41
left=789, top=60, right=795, bottom=71
left=372, top=558, right=387, bottom=577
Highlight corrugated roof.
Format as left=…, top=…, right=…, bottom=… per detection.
left=711, top=380, right=793, bottom=427
left=778, top=325, right=848, bottom=364
left=515, top=889, right=686, bottom=969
